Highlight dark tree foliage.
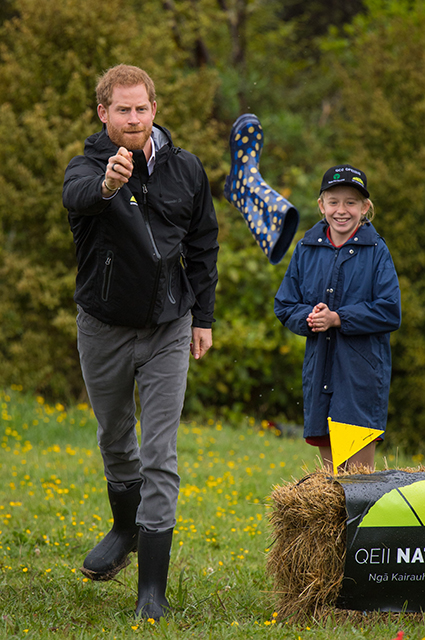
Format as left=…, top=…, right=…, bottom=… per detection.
left=0, top=0, right=16, bottom=25
left=280, top=0, right=365, bottom=41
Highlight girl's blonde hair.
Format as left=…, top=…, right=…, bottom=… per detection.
left=318, top=191, right=375, bottom=224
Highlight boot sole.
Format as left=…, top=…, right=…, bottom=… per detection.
left=79, top=555, right=132, bottom=581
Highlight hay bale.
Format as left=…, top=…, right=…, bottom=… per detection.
left=267, top=466, right=425, bottom=622
left=267, top=470, right=348, bottom=621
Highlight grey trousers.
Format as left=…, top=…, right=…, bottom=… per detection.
left=76, top=306, right=192, bottom=532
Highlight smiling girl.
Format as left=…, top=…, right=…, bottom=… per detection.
left=274, top=164, right=401, bottom=472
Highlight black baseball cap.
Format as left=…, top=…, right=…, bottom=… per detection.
left=320, top=164, right=369, bottom=198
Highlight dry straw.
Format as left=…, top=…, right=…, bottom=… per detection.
left=267, top=470, right=347, bottom=622
left=267, top=465, right=425, bottom=623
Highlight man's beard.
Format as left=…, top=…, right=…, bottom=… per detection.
left=106, top=119, right=153, bottom=151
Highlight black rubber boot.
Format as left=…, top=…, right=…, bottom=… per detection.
left=80, top=481, right=141, bottom=581
left=135, top=528, right=173, bottom=620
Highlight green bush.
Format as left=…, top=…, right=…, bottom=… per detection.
left=185, top=200, right=305, bottom=423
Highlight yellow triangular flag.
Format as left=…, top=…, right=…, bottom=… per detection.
left=327, top=417, right=384, bottom=475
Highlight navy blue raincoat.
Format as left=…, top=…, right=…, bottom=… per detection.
left=274, top=220, right=401, bottom=438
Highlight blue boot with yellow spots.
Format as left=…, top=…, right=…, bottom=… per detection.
left=224, top=113, right=299, bottom=265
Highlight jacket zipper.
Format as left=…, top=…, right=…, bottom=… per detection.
left=168, top=244, right=186, bottom=304
left=167, top=269, right=176, bottom=304
left=102, top=250, right=114, bottom=301
left=141, top=184, right=162, bottom=322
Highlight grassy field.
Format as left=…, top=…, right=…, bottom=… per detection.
left=0, top=386, right=424, bottom=639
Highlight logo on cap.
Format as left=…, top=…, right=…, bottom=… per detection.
left=333, top=173, right=340, bottom=179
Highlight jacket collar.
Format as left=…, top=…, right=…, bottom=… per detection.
left=302, top=219, right=379, bottom=247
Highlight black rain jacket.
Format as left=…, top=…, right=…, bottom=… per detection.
left=63, top=124, right=218, bottom=329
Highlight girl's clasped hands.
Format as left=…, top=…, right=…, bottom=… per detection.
left=306, top=302, right=341, bottom=332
